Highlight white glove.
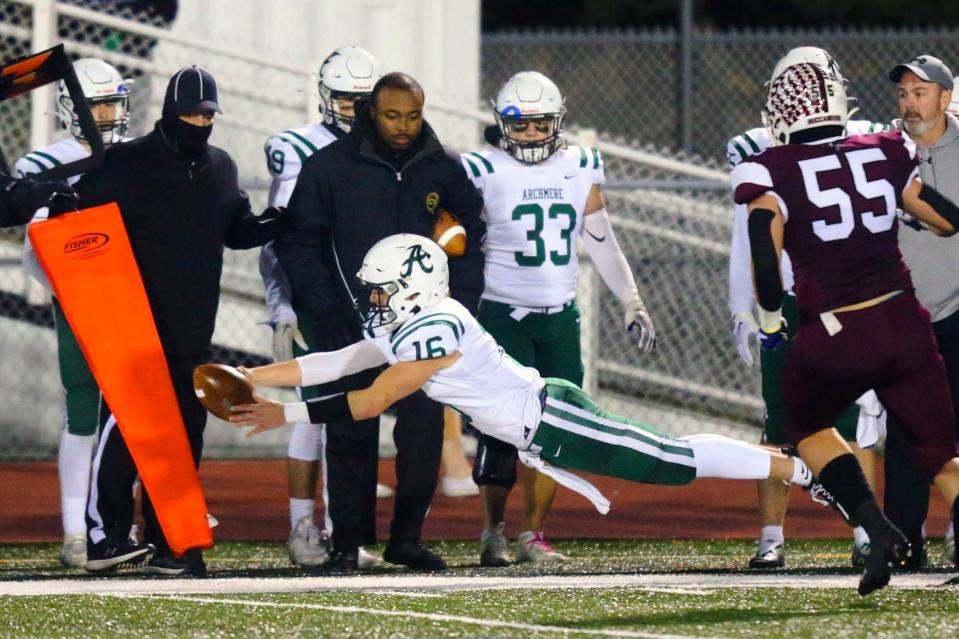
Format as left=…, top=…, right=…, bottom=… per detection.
left=625, top=298, right=656, bottom=353
left=731, top=311, right=759, bottom=367
left=272, top=319, right=308, bottom=362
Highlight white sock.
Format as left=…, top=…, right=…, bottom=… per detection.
left=759, top=525, right=784, bottom=552
left=681, top=434, right=771, bottom=479
left=853, top=526, right=870, bottom=547
left=946, top=518, right=955, bottom=543
left=58, top=431, right=96, bottom=537
left=790, top=458, right=813, bottom=487
left=290, top=498, right=314, bottom=529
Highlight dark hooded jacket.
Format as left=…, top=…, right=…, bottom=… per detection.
left=274, top=99, right=485, bottom=348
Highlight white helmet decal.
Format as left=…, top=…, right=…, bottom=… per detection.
left=56, top=58, right=131, bottom=145
left=318, top=46, right=383, bottom=133
left=762, top=62, right=849, bottom=146
left=493, top=71, right=567, bottom=164
left=356, top=234, right=449, bottom=336
left=770, top=46, right=843, bottom=84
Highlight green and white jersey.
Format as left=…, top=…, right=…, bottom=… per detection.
left=16, top=137, right=97, bottom=292
left=263, top=122, right=338, bottom=207
left=462, top=146, right=605, bottom=308
left=725, top=120, right=888, bottom=316
left=370, top=296, right=545, bottom=449
left=261, top=122, right=338, bottom=324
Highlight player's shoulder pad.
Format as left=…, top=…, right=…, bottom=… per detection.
left=461, top=149, right=497, bottom=179
left=563, top=145, right=603, bottom=172
left=846, top=119, right=890, bottom=135
left=389, top=304, right=467, bottom=361
left=263, top=128, right=316, bottom=178
left=726, top=127, right=770, bottom=168
left=730, top=158, right=774, bottom=206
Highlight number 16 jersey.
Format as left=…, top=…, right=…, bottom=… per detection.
left=462, top=146, right=605, bottom=308
left=731, top=131, right=919, bottom=316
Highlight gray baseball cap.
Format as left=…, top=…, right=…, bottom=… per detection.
left=889, top=54, right=954, bottom=90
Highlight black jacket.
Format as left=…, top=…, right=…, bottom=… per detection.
left=74, top=121, right=278, bottom=358
left=274, top=104, right=486, bottom=342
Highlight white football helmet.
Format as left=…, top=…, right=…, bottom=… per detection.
left=356, top=234, right=449, bottom=337
left=318, top=46, right=383, bottom=132
left=55, top=58, right=131, bottom=145
left=769, top=46, right=844, bottom=84
left=493, top=71, right=567, bottom=164
left=762, top=62, right=849, bottom=146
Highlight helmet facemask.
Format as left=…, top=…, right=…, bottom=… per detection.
left=356, top=235, right=450, bottom=338
left=494, top=110, right=566, bottom=164
left=319, top=86, right=365, bottom=133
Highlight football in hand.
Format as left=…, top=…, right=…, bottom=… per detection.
left=193, top=363, right=255, bottom=420
left=432, top=209, right=467, bottom=257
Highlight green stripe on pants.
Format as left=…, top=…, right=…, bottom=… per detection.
left=53, top=297, right=101, bottom=436
left=532, top=378, right=697, bottom=485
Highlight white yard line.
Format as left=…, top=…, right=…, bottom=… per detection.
left=1, top=571, right=955, bottom=597
left=126, top=594, right=723, bottom=639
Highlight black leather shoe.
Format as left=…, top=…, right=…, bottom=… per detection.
left=321, top=548, right=359, bottom=574
left=384, top=541, right=447, bottom=572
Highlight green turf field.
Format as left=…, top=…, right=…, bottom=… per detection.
left=2, top=539, right=957, bottom=638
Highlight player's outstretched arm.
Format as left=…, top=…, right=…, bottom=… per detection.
left=238, top=340, right=387, bottom=388
left=902, top=177, right=959, bottom=236
left=581, top=184, right=656, bottom=352
left=229, top=352, right=460, bottom=435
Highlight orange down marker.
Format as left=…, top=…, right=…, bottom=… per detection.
left=29, top=202, right=213, bottom=555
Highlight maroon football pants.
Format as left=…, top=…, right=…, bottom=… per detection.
left=783, top=292, right=959, bottom=480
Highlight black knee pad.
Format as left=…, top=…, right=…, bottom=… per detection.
left=472, top=435, right=517, bottom=489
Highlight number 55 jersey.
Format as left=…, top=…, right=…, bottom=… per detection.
left=731, top=130, right=919, bottom=317
left=462, top=145, right=605, bottom=308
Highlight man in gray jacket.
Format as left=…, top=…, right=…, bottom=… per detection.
left=887, top=54, right=959, bottom=570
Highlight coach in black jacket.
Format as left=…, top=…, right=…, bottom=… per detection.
left=275, top=72, right=485, bottom=572
left=0, top=173, right=76, bottom=227
left=73, top=66, right=280, bottom=574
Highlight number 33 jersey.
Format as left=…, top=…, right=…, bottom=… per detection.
left=731, top=131, right=919, bottom=315
left=462, top=146, right=605, bottom=308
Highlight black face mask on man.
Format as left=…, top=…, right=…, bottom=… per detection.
left=164, top=116, right=212, bottom=155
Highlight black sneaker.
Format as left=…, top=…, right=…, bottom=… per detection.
left=384, top=541, right=447, bottom=572
left=321, top=548, right=359, bottom=575
left=858, top=530, right=910, bottom=597
left=139, top=552, right=188, bottom=576
left=85, top=538, right=154, bottom=573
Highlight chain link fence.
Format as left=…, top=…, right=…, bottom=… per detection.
left=5, top=10, right=955, bottom=459
left=483, top=28, right=959, bottom=162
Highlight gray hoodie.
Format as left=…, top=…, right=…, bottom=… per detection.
left=894, top=113, right=959, bottom=323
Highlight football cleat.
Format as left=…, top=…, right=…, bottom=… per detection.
left=515, top=530, right=568, bottom=563
left=59, top=533, right=87, bottom=569
left=479, top=522, right=510, bottom=567
left=288, top=516, right=329, bottom=567
left=376, top=483, right=395, bottom=499
left=358, top=547, right=386, bottom=569
left=858, top=530, right=910, bottom=596
left=749, top=543, right=785, bottom=569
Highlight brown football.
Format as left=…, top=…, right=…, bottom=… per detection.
left=432, top=209, right=467, bottom=257
left=193, top=363, right=255, bottom=420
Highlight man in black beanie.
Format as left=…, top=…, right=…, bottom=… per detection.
left=72, top=65, right=282, bottom=575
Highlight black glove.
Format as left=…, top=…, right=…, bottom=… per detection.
left=28, top=179, right=81, bottom=218
left=261, top=206, right=284, bottom=221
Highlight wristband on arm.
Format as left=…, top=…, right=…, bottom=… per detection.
left=918, top=183, right=959, bottom=232
left=283, top=393, right=353, bottom=425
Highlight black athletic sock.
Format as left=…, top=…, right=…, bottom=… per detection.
left=818, top=454, right=880, bottom=530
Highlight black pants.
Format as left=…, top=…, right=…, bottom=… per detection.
left=86, top=355, right=207, bottom=554
left=324, top=385, right=444, bottom=552
left=884, top=308, right=959, bottom=542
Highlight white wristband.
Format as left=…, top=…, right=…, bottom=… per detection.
left=283, top=402, right=310, bottom=424
left=758, top=306, right=783, bottom=332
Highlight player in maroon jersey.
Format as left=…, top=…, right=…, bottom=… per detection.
left=732, top=61, right=959, bottom=595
